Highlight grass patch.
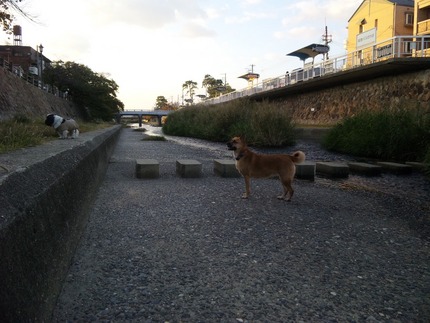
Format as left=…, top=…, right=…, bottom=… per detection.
left=0, top=115, right=113, bottom=154
left=141, top=135, right=166, bottom=141
left=162, top=98, right=296, bottom=147
left=133, top=128, right=147, bottom=132
left=323, top=108, right=430, bottom=166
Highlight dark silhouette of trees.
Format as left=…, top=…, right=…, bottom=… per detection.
left=43, top=61, right=124, bottom=121
left=0, top=0, right=35, bottom=33
left=182, top=80, right=198, bottom=104
left=155, top=96, right=178, bottom=111
left=202, top=74, right=235, bottom=98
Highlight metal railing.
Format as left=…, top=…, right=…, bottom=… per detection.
left=203, top=35, right=430, bottom=105
left=0, top=57, right=70, bottom=100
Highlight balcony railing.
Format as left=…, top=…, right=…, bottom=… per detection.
left=203, top=35, right=430, bottom=106
left=418, top=19, right=430, bottom=34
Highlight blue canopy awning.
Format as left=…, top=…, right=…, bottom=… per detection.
left=287, top=43, right=330, bottom=61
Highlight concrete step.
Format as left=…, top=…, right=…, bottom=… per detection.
left=376, top=162, right=413, bottom=175
left=135, top=159, right=422, bottom=179
left=347, top=162, right=382, bottom=176
left=176, top=159, right=202, bottom=178
left=295, top=161, right=316, bottom=180
left=316, top=162, right=349, bottom=178
left=406, top=161, right=428, bottom=171
left=213, top=159, right=241, bottom=178
left=135, top=159, right=159, bottom=179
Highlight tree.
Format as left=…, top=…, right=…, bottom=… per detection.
left=182, top=80, right=197, bottom=105
left=155, top=96, right=168, bottom=110
left=43, top=61, right=124, bottom=121
left=202, top=74, right=223, bottom=98
left=202, top=74, right=235, bottom=98
left=155, top=96, right=179, bottom=111
left=0, top=1, right=33, bottom=33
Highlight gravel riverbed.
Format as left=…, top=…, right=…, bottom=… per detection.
left=52, top=126, right=430, bottom=322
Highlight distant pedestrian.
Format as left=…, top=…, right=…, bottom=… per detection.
left=285, top=71, right=290, bottom=85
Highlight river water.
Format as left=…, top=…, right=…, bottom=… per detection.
left=133, top=124, right=430, bottom=210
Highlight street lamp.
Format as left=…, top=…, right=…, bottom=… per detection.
left=38, top=44, right=44, bottom=88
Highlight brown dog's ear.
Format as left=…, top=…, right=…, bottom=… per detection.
left=239, top=134, right=247, bottom=144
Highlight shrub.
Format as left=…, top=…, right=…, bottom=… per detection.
left=162, top=99, right=296, bottom=147
left=323, top=108, right=430, bottom=162
left=250, top=101, right=295, bottom=146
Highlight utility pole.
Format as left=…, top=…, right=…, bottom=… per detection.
left=221, top=73, right=227, bottom=86
left=322, top=25, right=332, bottom=60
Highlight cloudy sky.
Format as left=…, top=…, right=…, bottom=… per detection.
left=3, top=0, right=361, bottom=109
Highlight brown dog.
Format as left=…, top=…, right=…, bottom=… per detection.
left=227, top=136, right=305, bottom=201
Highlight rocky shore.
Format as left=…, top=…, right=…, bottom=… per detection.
left=52, top=127, right=430, bottom=322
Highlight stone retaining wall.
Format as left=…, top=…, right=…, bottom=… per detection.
left=0, top=125, right=121, bottom=322
left=0, top=68, right=81, bottom=121
left=282, top=69, right=430, bottom=125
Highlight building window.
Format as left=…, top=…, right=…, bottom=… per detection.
left=405, top=13, right=413, bottom=26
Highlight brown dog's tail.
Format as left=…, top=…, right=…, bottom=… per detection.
left=291, top=151, right=305, bottom=164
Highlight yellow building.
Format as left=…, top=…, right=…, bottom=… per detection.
left=346, top=0, right=414, bottom=64
left=415, top=0, right=430, bottom=35
left=414, top=0, right=430, bottom=56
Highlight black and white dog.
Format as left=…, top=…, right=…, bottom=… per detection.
left=45, top=114, right=79, bottom=139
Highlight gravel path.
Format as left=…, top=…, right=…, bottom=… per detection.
left=52, top=127, right=430, bottom=322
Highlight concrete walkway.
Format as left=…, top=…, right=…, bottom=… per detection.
left=52, top=127, right=430, bottom=322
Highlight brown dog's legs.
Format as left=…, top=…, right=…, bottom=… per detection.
left=242, top=176, right=251, bottom=199
left=278, top=179, right=294, bottom=201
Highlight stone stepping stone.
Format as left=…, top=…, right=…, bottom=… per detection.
left=347, top=162, right=382, bottom=176
left=295, top=161, right=316, bottom=180
left=316, top=161, right=349, bottom=178
left=176, top=159, right=202, bottom=178
left=213, top=159, right=240, bottom=178
left=135, top=159, right=159, bottom=179
left=377, top=162, right=412, bottom=174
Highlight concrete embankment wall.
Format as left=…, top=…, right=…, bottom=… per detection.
left=0, top=125, right=121, bottom=322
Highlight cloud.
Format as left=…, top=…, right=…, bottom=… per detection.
left=286, top=26, right=320, bottom=43
left=69, top=0, right=209, bottom=31
left=325, top=0, right=361, bottom=19
left=241, top=0, right=263, bottom=5
left=273, top=31, right=285, bottom=40
left=180, top=23, right=217, bottom=38
left=283, top=0, right=360, bottom=25
left=49, top=32, right=92, bottom=63
left=225, top=10, right=274, bottom=25
left=87, top=0, right=177, bottom=29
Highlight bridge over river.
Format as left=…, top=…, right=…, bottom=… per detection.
left=115, top=109, right=172, bottom=127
